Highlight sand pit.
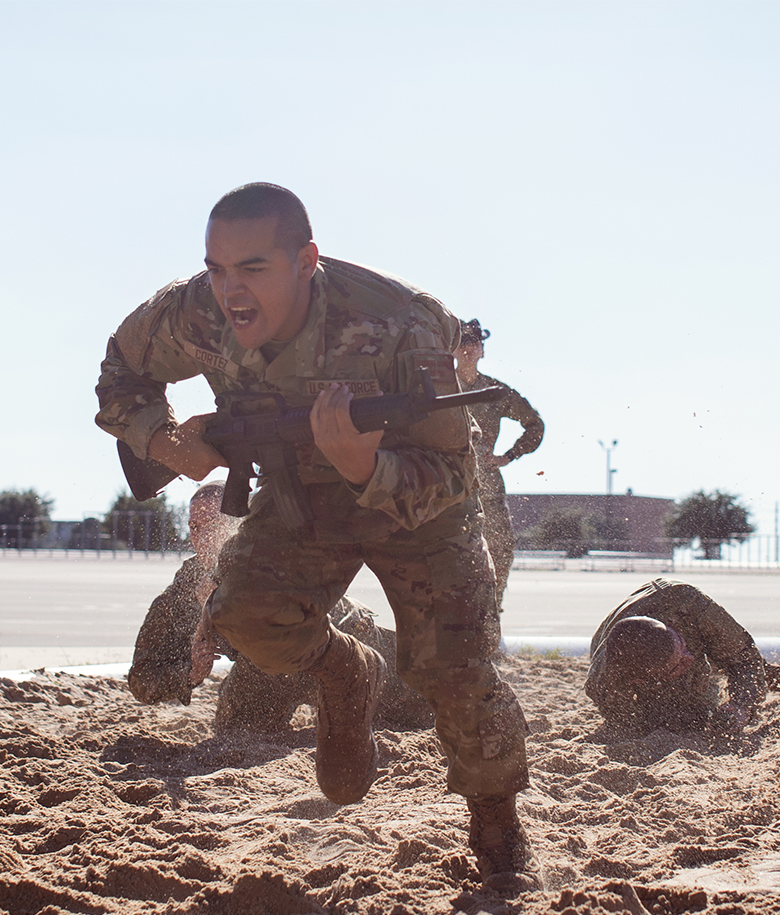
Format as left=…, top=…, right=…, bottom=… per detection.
left=1, top=654, right=778, bottom=914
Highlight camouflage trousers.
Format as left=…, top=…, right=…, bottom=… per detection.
left=214, top=599, right=434, bottom=733
left=480, top=496, right=516, bottom=608
left=208, top=494, right=530, bottom=799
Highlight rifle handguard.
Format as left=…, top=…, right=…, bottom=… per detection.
left=117, top=368, right=505, bottom=525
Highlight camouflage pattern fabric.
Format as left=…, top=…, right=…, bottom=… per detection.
left=127, top=557, right=432, bottom=730
left=458, top=372, right=544, bottom=603
left=206, top=489, right=529, bottom=798
left=585, top=578, right=768, bottom=733
left=102, top=257, right=528, bottom=799
left=96, top=257, right=476, bottom=536
left=215, top=597, right=434, bottom=732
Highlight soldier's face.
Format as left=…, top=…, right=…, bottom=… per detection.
left=205, top=216, right=318, bottom=350
left=455, top=341, right=483, bottom=372
left=658, top=630, right=695, bottom=681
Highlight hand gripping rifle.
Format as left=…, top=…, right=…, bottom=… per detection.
left=117, top=367, right=505, bottom=527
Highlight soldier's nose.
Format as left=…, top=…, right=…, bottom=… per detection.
left=221, top=273, right=245, bottom=297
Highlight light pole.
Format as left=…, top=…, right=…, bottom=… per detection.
left=598, top=439, right=618, bottom=495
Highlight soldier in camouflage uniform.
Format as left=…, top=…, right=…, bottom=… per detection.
left=455, top=319, right=544, bottom=607
left=128, top=483, right=433, bottom=731
left=96, top=183, right=541, bottom=894
left=586, top=578, right=770, bottom=735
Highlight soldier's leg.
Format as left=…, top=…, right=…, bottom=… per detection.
left=365, top=506, right=541, bottom=891
left=481, top=497, right=516, bottom=608
left=207, top=498, right=385, bottom=804
left=207, top=495, right=362, bottom=674
left=368, top=536, right=528, bottom=798
left=330, top=598, right=434, bottom=730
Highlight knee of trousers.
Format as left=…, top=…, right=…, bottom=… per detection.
left=400, top=664, right=530, bottom=799
left=207, top=581, right=330, bottom=676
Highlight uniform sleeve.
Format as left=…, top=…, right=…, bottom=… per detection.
left=95, top=278, right=208, bottom=460
left=350, top=295, right=477, bottom=530
left=694, top=595, right=767, bottom=712
left=501, top=388, right=545, bottom=461
left=127, top=558, right=205, bottom=705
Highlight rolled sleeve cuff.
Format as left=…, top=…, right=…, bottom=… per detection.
left=349, top=450, right=395, bottom=510
left=124, top=404, right=177, bottom=460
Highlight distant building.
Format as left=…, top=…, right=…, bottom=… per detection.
left=506, top=492, right=675, bottom=555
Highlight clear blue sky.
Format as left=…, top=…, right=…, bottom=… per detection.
left=2, top=1, right=778, bottom=535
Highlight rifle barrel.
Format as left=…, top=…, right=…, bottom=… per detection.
left=429, top=385, right=505, bottom=410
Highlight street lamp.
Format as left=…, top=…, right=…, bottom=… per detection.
left=598, top=439, right=618, bottom=495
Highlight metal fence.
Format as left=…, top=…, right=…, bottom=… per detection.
left=672, top=536, right=780, bottom=571
left=0, top=508, right=190, bottom=558
left=513, top=535, right=780, bottom=573
left=3, top=520, right=780, bottom=571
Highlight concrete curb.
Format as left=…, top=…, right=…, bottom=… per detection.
left=2, top=639, right=778, bottom=682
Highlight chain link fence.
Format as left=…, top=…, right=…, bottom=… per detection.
left=513, top=535, right=780, bottom=572
left=0, top=507, right=191, bottom=558
left=3, top=519, right=779, bottom=571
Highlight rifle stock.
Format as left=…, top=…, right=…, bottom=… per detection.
left=117, top=440, right=179, bottom=503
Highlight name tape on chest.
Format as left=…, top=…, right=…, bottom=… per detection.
left=194, top=348, right=229, bottom=372
left=180, top=341, right=241, bottom=380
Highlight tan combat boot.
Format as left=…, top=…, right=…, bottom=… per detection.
left=467, top=795, right=544, bottom=895
left=307, top=627, right=386, bottom=805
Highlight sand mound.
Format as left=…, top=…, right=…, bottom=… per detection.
left=1, top=655, right=779, bottom=914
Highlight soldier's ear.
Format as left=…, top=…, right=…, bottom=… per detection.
left=297, top=241, right=319, bottom=280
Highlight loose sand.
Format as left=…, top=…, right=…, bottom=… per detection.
left=1, top=654, right=778, bottom=914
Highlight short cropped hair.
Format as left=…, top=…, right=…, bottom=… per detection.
left=190, top=480, right=226, bottom=508
left=209, top=183, right=312, bottom=256
left=605, top=616, right=677, bottom=680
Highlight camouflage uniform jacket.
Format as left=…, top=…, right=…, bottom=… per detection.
left=96, top=257, right=474, bottom=540
left=585, top=578, right=767, bottom=731
left=458, top=371, right=543, bottom=501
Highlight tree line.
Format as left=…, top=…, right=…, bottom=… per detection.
left=515, top=489, right=754, bottom=559
left=0, top=486, right=756, bottom=558
left=0, top=490, right=183, bottom=551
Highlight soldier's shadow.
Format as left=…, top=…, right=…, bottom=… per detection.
left=587, top=716, right=773, bottom=766
left=100, top=721, right=317, bottom=784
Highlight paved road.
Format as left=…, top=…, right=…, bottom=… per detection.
left=1, top=554, right=778, bottom=669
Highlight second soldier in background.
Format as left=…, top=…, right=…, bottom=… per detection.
left=455, top=319, right=544, bottom=608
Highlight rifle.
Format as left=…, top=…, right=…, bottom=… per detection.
left=118, top=367, right=505, bottom=527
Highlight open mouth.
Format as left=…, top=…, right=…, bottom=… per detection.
left=229, top=307, right=257, bottom=327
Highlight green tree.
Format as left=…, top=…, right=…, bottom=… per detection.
left=520, top=506, right=630, bottom=557
left=67, top=517, right=104, bottom=551
left=103, top=492, right=182, bottom=551
left=0, top=488, right=53, bottom=548
left=664, top=490, right=754, bottom=560
left=530, top=507, right=590, bottom=558
left=586, top=511, right=629, bottom=551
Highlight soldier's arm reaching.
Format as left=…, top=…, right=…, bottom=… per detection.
left=694, top=594, right=767, bottom=730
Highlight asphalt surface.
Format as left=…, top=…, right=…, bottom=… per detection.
left=1, top=553, right=778, bottom=670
